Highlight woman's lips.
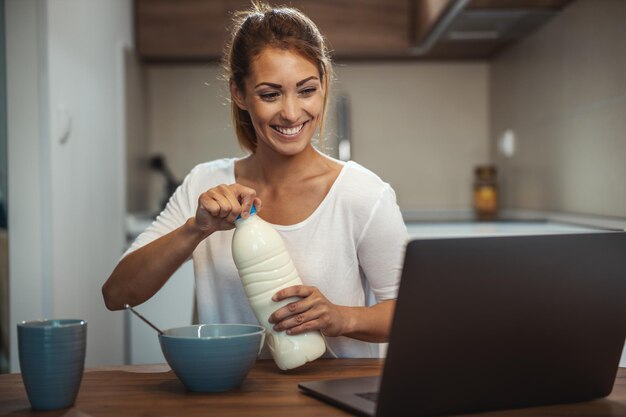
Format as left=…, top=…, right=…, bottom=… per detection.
left=271, top=121, right=307, bottom=137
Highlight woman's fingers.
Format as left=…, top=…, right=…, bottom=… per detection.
left=205, top=188, right=233, bottom=218
left=273, top=305, right=329, bottom=335
left=217, top=185, right=246, bottom=222
left=232, top=184, right=260, bottom=219
left=269, top=285, right=344, bottom=336
left=269, top=287, right=314, bottom=323
left=195, top=183, right=261, bottom=232
left=272, top=285, right=312, bottom=302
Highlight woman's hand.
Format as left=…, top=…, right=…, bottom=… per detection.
left=268, top=285, right=350, bottom=337
left=193, top=183, right=262, bottom=236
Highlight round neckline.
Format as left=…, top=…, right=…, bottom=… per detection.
left=229, top=157, right=350, bottom=231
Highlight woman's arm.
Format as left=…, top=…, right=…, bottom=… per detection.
left=102, top=218, right=209, bottom=310
left=269, top=286, right=395, bottom=343
left=339, top=299, right=395, bottom=342
left=102, top=183, right=260, bottom=311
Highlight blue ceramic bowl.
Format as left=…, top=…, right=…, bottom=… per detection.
left=18, top=319, right=87, bottom=410
left=159, top=324, right=265, bottom=392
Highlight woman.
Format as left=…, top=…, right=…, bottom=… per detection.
left=102, top=3, right=407, bottom=358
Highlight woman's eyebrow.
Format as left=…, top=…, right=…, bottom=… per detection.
left=254, top=76, right=319, bottom=89
left=296, top=76, right=318, bottom=86
left=255, top=82, right=281, bottom=89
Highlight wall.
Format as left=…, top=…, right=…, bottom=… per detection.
left=0, top=0, right=8, bottom=373
left=143, top=62, right=489, bottom=213
left=144, top=65, right=244, bottom=212
left=491, top=0, right=626, bottom=218
left=125, top=48, right=150, bottom=213
left=0, top=0, right=6, bottom=219
left=6, top=0, right=48, bottom=372
left=334, top=63, right=489, bottom=211
left=6, top=0, right=132, bottom=370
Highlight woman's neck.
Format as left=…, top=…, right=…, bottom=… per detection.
left=238, top=144, right=327, bottom=187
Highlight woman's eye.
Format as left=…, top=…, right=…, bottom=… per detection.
left=299, top=87, right=317, bottom=96
left=259, top=92, right=280, bottom=101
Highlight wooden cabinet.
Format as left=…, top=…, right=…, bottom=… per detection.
left=136, top=0, right=249, bottom=61
left=135, top=0, right=574, bottom=61
left=300, top=0, right=411, bottom=58
left=136, top=0, right=413, bottom=61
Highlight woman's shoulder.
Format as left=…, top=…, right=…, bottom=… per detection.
left=336, top=162, right=405, bottom=243
left=326, top=160, right=398, bottom=224
left=172, top=158, right=237, bottom=199
left=340, top=160, right=391, bottom=196
left=189, top=158, right=236, bottom=175
left=184, top=158, right=236, bottom=184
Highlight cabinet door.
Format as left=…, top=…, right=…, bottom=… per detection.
left=136, top=0, right=412, bottom=61
left=136, top=0, right=250, bottom=60
left=301, top=0, right=411, bottom=58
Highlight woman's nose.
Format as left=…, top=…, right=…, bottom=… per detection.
left=280, top=95, right=300, bottom=122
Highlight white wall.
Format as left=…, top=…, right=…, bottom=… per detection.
left=142, top=62, right=489, bottom=213
left=491, top=0, right=626, bottom=218
left=125, top=49, right=150, bottom=214
left=144, top=65, right=245, bottom=213
left=334, top=62, right=489, bottom=211
left=7, top=0, right=132, bottom=370
left=6, top=0, right=47, bottom=372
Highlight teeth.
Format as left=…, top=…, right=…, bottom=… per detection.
left=274, top=123, right=304, bottom=136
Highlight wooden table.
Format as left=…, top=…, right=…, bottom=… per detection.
left=1, top=360, right=625, bottom=416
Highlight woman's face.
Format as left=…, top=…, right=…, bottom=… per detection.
left=232, top=47, right=324, bottom=157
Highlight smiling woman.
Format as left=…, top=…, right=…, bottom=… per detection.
left=224, top=3, right=332, bottom=155
left=230, top=47, right=324, bottom=159
left=102, top=2, right=408, bottom=362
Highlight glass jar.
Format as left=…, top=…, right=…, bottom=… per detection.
left=473, top=165, right=498, bottom=221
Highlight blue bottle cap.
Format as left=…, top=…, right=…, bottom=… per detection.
left=236, top=203, right=256, bottom=221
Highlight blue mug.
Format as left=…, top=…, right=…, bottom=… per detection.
left=17, top=319, right=87, bottom=410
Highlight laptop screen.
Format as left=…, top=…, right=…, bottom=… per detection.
left=376, top=232, right=626, bottom=416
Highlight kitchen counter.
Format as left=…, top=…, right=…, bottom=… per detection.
left=1, top=360, right=625, bottom=416
left=402, top=209, right=626, bottom=237
left=406, top=220, right=604, bottom=239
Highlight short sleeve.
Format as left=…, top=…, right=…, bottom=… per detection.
left=356, top=185, right=408, bottom=302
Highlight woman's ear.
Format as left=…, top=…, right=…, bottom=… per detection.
left=230, top=80, right=247, bottom=111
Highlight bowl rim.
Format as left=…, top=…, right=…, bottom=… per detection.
left=18, top=319, right=87, bottom=328
left=159, top=323, right=265, bottom=340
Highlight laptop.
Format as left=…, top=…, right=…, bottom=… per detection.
left=299, top=231, right=626, bottom=417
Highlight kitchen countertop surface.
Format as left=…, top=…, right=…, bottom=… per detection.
left=405, top=220, right=605, bottom=239
left=1, top=360, right=625, bottom=416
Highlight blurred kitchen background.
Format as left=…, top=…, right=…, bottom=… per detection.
left=1, top=0, right=625, bottom=372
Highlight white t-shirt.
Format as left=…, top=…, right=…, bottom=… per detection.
left=125, top=157, right=408, bottom=358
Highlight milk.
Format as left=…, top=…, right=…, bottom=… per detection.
left=232, top=206, right=326, bottom=370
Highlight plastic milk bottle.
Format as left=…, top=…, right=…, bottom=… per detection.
left=232, top=205, right=326, bottom=370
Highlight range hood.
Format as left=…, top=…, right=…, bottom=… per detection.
left=412, top=0, right=574, bottom=59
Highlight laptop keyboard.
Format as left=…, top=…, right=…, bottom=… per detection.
left=355, top=391, right=378, bottom=402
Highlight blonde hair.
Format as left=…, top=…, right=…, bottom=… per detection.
left=223, top=2, right=333, bottom=153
